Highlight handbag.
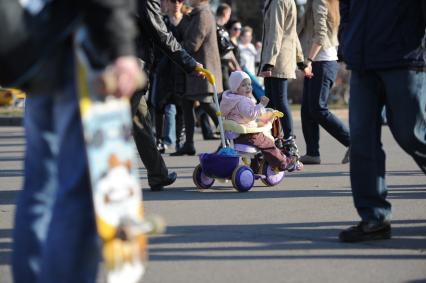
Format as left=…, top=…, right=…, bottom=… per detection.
left=216, top=25, right=234, bottom=56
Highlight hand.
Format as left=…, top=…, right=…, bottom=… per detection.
left=258, top=64, right=273, bottom=77
left=111, top=56, right=144, bottom=98
left=193, top=62, right=205, bottom=77
left=303, top=63, right=314, bottom=79
left=259, top=70, right=272, bottom=77
left=260, top=96, right=269, bottom=106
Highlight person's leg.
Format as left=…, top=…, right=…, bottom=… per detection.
left=175, top=102, right=184, bottom=149
left=301, top=76, right=320, bottom=156
left=380, top=68, right=426, bottom=173
left=348, top=70, right=390, bottom=223
left=12, top=95, right=58, bottom=283
left=155, top=105, right=165, bottom=143
left=171, top=98, right=196, bottom=155
left=39, top=76, right=98, bottom=283
left=13, top=51, right=98, bottom=283
left=264, top=77, right=292, bottom=138
left=199, top=101, right=220, bottom=140
left=164, top=104, right=177, bottom=146
left=308, top=61, right=350, bottom=147
left=182, top=98, right=195, bottom=145
left=154, top=105, right=166, bottom=153
left=131, top=95, right=170, bottom=188
left=197, top=108, right=214, bottom=139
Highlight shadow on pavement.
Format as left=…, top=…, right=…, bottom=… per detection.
left=143, top=184, right=426, bottom=201
left=0, top=190, right=20, bottom=205
left=0, top=170, right=24, bottom=178
left=0, top=229, right=12, bottom=265
left=0, top=144, right=25, bottom=147
left=0, top=156, right=24, bottom=162
left=149, top=219, right=426, bottom=261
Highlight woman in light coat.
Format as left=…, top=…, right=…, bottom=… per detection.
left=258, top=0, right=306, bottom=152
left=298, top=0, right=350, bottom=164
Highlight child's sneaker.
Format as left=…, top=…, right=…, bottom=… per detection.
left=280, top=136, right=300, bottom=157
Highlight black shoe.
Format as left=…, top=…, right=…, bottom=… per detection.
left=339, top=221, right=391, bottom=243
left=204, top=133, right=221, bottom=140
left=170, top=143, right=195, bottom=156
left=150, top=172, right=177, bottom=191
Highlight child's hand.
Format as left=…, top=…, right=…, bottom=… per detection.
left=260, top=96, right=269, bottom=107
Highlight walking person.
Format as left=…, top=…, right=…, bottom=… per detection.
left=239, top=26, right=257, bottom=76
left=239, top=26, right=265, bottom=101
left=216, top=3, right=234, bottom=90
left=3, top=1, right=142, bottom=282
left=258, top=0, right=306, bottom=153
left=298, top=0, right=350, bottom=165
left=134, top=0, right=202, bottom=189
left=153, top=0, right=187, bottom=153
left=171, top=0, right=223, bottom=156
left=338, top=0, right=426, bottom=242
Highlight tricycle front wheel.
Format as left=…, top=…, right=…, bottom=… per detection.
left=193, top=164, right=215, bottom=190
left=231, top=165, right=255, bottom=192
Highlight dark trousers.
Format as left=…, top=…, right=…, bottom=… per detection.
left=131, top=92, right=168, bottom=187
left=301, top=61, right=350, bottom=156
left=349, top=68, right=426, bottom=223
left=235, top=133, right=287, bottom=170
left=264, top=77, right=293, bottom=139
left=182, top=98, right=218, bottom=144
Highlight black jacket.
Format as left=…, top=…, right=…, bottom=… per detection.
left=0, top=0, right=137, bottom=86
left=339, top=0, right=426, bottom=70
left=137, top=0, right=198, bottom=75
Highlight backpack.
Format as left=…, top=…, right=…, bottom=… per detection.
left=216, top=25, right=234, bottom=56
left=0, top=0, right=78, bottom=87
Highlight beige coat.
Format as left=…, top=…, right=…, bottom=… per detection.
left=182, top=3, right=223, bottom=99
left=297, top=0, right=339, bottom=57
left=259, top=0, right=304, bottom=79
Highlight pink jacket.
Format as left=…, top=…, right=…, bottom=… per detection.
left=220, top=91, right=265, bottom=128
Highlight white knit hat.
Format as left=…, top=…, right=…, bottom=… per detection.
left=229, top=71, right=251, bottom=93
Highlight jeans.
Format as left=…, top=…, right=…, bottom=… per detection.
left=349, top=68, right=426, bottom=223
left=264, top=77, right=293, bottom=139
left=301, top=61, right=350, bottom=156
left=163, top=104, right=177, bottom=145
left=12, top=49, right=98, bottom=283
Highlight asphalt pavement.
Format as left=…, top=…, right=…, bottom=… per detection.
left=0, top=110, right=425, bottom=283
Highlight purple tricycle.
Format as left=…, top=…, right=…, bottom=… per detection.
left=191, top=68, right=299, bottom=192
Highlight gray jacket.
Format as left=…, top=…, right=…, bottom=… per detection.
left=182, top=2, right=223, bottom=97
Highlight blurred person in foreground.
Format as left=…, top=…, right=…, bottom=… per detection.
left=338, top=0, right=426, bottom=243
left=6, top=1, right=141, bottom=282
